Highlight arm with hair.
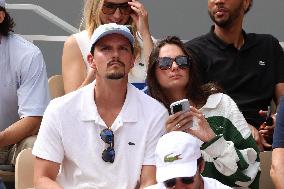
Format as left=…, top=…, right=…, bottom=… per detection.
left=271, top=96, right=284, bottom=188
left=62, top=35, right=95, bottom=93
left=271, top=148, right=284, bottom=189
left=201, top=94, right=260, bottom=188
left=0, top=117, right=41, bottom=147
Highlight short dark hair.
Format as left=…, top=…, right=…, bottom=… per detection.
left=146, top=36, right=221, bottom=113
left=245, top=0, right=253, bottom=14
left=0, top=7, right=15, bottom=36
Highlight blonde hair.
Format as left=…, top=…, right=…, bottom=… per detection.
left=81, top=0, right=140, bottom=58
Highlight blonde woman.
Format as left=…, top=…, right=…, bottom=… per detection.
left=62, top=0, right=153, bottom=93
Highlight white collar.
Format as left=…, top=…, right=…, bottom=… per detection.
left=80, top=80, right=139, bottom=124
left=201, top=93, right=223, bottom=109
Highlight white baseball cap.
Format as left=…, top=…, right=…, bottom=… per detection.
left=0, top=0, right=5, bottom=8
left=155, top=131, right=201, bottom=182
left=89, top=23, right=134, bottom=52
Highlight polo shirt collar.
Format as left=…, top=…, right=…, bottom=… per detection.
left=80, top=81, right=99, bottom=121
left=201, top=93, right=223, bottom=109
left=207, top=25, right=249, bottom=50
left=80, top=81, right=138, bottom=124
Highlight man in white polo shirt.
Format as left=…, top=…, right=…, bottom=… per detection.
left=145, top=131, right=232, bottom=189
left=0, top=0, right=49, bottom=169
left=33, top=23, right=168, bottom=189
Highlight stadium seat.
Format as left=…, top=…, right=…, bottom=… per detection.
left=48, top=75, right=65, bottom=99
left=15, top=148, right=34, bottom=189
left=259, top=151, right=274, bottom=189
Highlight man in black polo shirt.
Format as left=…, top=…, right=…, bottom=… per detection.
left=185, top=0, right=284, bottom=151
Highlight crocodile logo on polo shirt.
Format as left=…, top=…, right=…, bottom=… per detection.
left=164, top=153, right=182, bottom=162
left=128, top=142, right=135, bottom=145
left=258, top=60, right=266, bottom=66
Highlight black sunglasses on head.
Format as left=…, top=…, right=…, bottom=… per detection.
left=102, top=2, right=133, bottom=15
left=163, top=177, right=195, bottom=188
left=158, top=55, right=191, bottom=70
left=100, top=128, right=115, bottom=163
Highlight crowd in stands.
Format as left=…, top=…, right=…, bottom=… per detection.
left=1, top=0, right=284, bottom=188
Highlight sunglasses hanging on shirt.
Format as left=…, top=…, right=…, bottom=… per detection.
left=100, top=128, right=115, bottom=163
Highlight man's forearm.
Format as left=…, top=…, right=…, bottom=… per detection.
left=0, top=116, right=41, bottom=147
left=35, top=177, right=63, bottom=189
left=271, top=170, right=284, bottom=189
left=271, top=149, right=284, bottom=189
left=139, top=165, right=156, bottom=189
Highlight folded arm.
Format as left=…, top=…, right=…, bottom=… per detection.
left=0, top=116, right=41, bottom=147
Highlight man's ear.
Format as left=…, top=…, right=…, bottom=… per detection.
left=87, top=53, right=96, bottom=69
left=243, top=0, right=251, bottom=12
left=0, top=11, right=5, bottom=24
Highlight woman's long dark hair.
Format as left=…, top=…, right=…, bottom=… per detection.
left=147, top=36, right=221, bottom=113
left=0, top=7, right=15, bottom=36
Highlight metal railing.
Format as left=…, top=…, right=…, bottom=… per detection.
left=6, top=3, right=78, bottom=42
left=5, top=3, right=284, bottom=48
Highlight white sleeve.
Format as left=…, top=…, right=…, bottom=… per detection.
left=17, top=48, right=50, bottom=118
left=201, top=94, right=260, bottom=187
left=143, top=109, right=168, bottom=165
left=32, top=100, right=64, bottom=163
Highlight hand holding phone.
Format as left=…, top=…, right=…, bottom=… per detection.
left=170, top=99, right=190, bottom=114
left=265, top=106, right=273, bottom=126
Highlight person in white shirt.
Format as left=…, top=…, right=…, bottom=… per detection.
left=145, top=131, right=232, bottom=189
left=33, top=23, right=168, bottom=189
left=0, top=0, right=49, bottom=167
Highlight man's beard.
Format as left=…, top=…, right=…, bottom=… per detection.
left=208, top=11, right=234, bottom=28
left=106, top=72, right=125, bottom=80
left=105, top=60, right=126, bottom=80
left=208, top=3, right=243, bottom=28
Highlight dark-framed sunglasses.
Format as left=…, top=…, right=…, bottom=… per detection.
left=100, top=128, right=115, bottom=163
left=158, top=55, right=191, bottom=70
left=163, top=177, right=195, bottom=188
left=102, top=2, right=133, bottom=15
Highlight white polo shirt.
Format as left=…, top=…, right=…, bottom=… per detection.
left=33, top=81, right=168, bottom=189
left=0, top=34, right=50, bottom=131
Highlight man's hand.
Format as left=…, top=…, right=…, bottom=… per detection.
left=258, top=110, right=276, bottom=148
left=249, top=124, right=272, bottom=151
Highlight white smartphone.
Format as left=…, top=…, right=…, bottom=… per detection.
left=170, top=99, right=190, bottom=114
